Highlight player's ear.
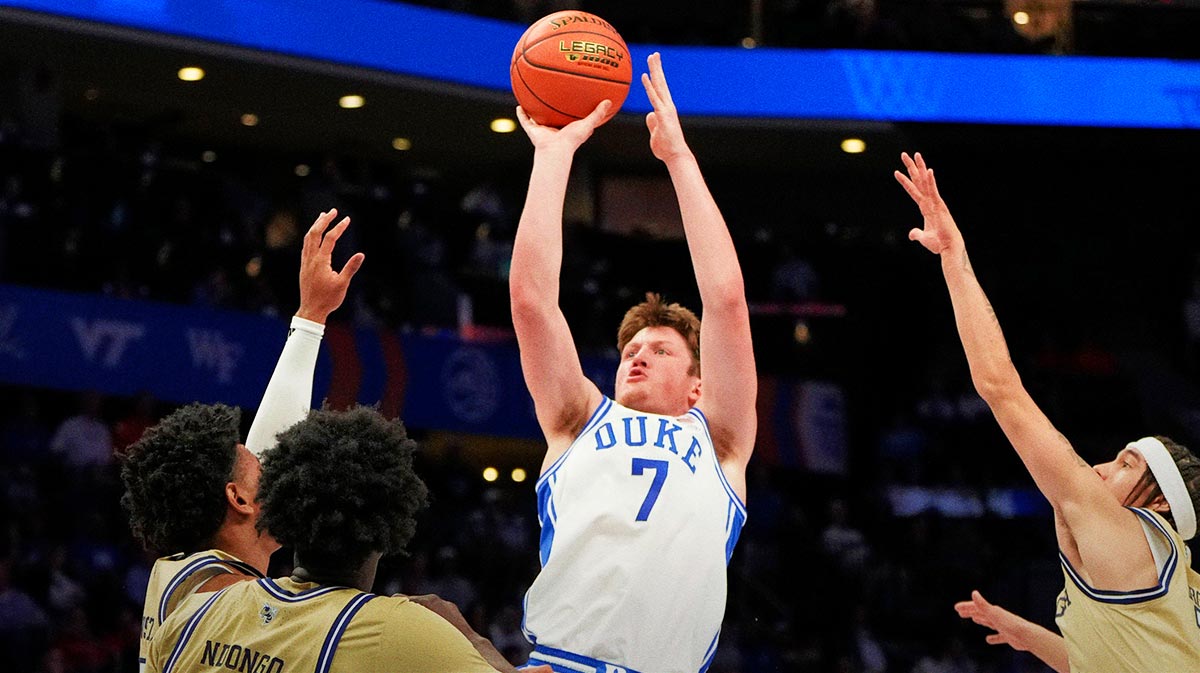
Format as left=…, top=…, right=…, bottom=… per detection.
left=688, top=378, right=702, bottom=405
left=225, top=481, right=255, bottom=516
left=1146, top=492, right=1170, bottom=514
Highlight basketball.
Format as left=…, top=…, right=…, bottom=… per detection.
left=510, top=11, right=632, bottom=128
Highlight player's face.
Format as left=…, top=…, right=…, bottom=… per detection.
left=1093, top=447, right=1153, bottom=506
left=614, top=326, right=700, bottom=416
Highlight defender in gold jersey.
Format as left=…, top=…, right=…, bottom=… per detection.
left=146, top=407, right=550, bottom=673
left=898, top=153, right=1200, bottom=672
left=122, top=210, right=364, bottom=670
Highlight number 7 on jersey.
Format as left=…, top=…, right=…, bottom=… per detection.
left=631, top=458, right=669, bottom=521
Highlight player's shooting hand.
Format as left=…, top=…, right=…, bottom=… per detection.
left=295, top=208, right=364, bottom=324
left=517, top=100, right=612, bottom=153
left=894, top=152, right=964, bottom=256
left=954, top=590, right=1033, bottom=652
left=642, top=52, right=690, bottom=164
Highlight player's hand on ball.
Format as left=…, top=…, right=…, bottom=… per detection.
left=642, top=52, right=690, bottom=163
left=894, top=152, right=964, bottom=256
left=954, top=590, right=1032, bottom=652
left=516, top=100, right=612, bottom=153
left=296, top=208, right=365, bottom=324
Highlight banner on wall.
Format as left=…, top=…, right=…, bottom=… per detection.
left=0, top=284, right=839, bottom=462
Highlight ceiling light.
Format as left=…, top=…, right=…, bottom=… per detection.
left=511, top=468, right=527, bottom=483
left=490, top=118, right=517, bottom=133
left=294, top=164, right=311, bottom=177
left=840, top=138, right=866, bottom=154
left=392, top=137, right=412, bottom=151
left=740, top=37, right=757, bottom=49
left=339, top=95, right=365, bottom=109
left=177, top=66, right=205, bottom=82
left=83, top=88, right=100, bottom=101
left=201, top=150, right=217, bottom=163
left=1013, top=11, right=1030, bottom=25
left=483, top=467, right=499, bottom=482
left=240, top=113, right=259, bottom=127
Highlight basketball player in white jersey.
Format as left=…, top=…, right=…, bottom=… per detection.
left=122, top=209, right=363, bottom=670
left=897, top=152, right=1200, bottom=672
left=511, top=53, right=756, bottom=673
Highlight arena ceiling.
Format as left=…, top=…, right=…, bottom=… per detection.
left=0, top=7, right=904, bottom=177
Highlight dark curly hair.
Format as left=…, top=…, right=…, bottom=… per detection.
left=257, top=406, right=428, bottom=567
left=617, top=292, right=701, bottom=375
left=119, top=403, right=241, bottom=555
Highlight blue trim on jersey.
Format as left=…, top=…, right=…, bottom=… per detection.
left=220, top=559, right=266, bottom=579
left=520, top=592, right=537, bottom=645
left=162, top=587, right=227, bottom=673
left=698, top=631, right=721, bottom=673
left=537, top=478, right=557, bottom=567
left=258, top=578, right=347, bottom=603
left=1059, top=507, right=1179, bottom=605
left=527, top=644, right=645, bottom=673
left=157, top=554, right=264, bottom=624
left=537, top=397, right=612, bottom=490
left=688, top=408, right=748, bottom=518
left=314, top=593, right=376, bottom=673
left=724, top=501, right=746, bottom=565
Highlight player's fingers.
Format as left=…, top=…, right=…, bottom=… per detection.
left=583, top=99, right=612, bottom=126
left=648, top=52, right=675, bottom=107
left=900, top=152, right=917, bottom=175
left=646, top=112, right=658, bottom=133
left=894, top=170, right=922, bottom=202
left=516, top=106, right=538, bottom=131
left=928, top=168, right=944, bottom=202
left=338, top=252, right=365, bottom=282
left=908, top=228, right=924, bottom=242
left=953, top=601, right=974, bottom=615
left=985, top=634, right=1008, bottom=646
left=320, top=216, right=351, bottom=255
left=305, top=210, right=336, bottom=247
left=971, top=590, right=991, bottom=608
left=641, top=72, right=663, bottom=110
left=914, top=151, right=928, bottom=174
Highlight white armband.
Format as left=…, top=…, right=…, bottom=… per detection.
left=245, top=316, right=324, bottom=458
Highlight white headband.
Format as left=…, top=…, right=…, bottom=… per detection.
left=1128, top=437, right=1196, bottom=540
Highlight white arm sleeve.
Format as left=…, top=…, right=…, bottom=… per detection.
left=245, top=316, right=325, bottom=458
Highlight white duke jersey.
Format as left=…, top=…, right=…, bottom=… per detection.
left=522, top=397, right=747, bottom=673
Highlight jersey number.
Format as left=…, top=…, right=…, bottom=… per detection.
left=631, top=458, right=669, bottom=521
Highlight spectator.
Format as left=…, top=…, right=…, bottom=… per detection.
left=48, top=392, right=112, bottom=469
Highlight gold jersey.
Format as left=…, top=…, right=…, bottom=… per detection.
left=146, top=577, right=498, bottom=673
left=139, top=550, right=264, bottom=672
left=1055, top=508, right=1200, bottom=672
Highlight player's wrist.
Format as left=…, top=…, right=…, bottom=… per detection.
left=292, top=309, right=329, bottom=328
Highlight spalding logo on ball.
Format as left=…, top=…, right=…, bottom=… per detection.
left=510, top=11, right=632, bottom=128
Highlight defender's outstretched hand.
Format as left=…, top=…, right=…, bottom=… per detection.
left=894, top=152, right=963, bottom=256
left=641, top=52, right=690, bottom=163
left=517, top=100, right=612, bottom=153
left=296, top=208, right=365, bottom=323
left=955, top=591, right=1034, bottom=652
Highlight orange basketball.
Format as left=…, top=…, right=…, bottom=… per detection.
left=510, top=11, right=632, bottom=128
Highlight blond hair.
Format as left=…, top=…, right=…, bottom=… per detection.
left=616, top=293, right=701, bottom=376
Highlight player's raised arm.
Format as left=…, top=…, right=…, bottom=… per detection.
left=642, top=53, right=756, bottom=481
left=510, top=102, right=610, bottom=454
left=245, top=209, right=363, bottom=456
left=895, top=152, right=1140, bottom=580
